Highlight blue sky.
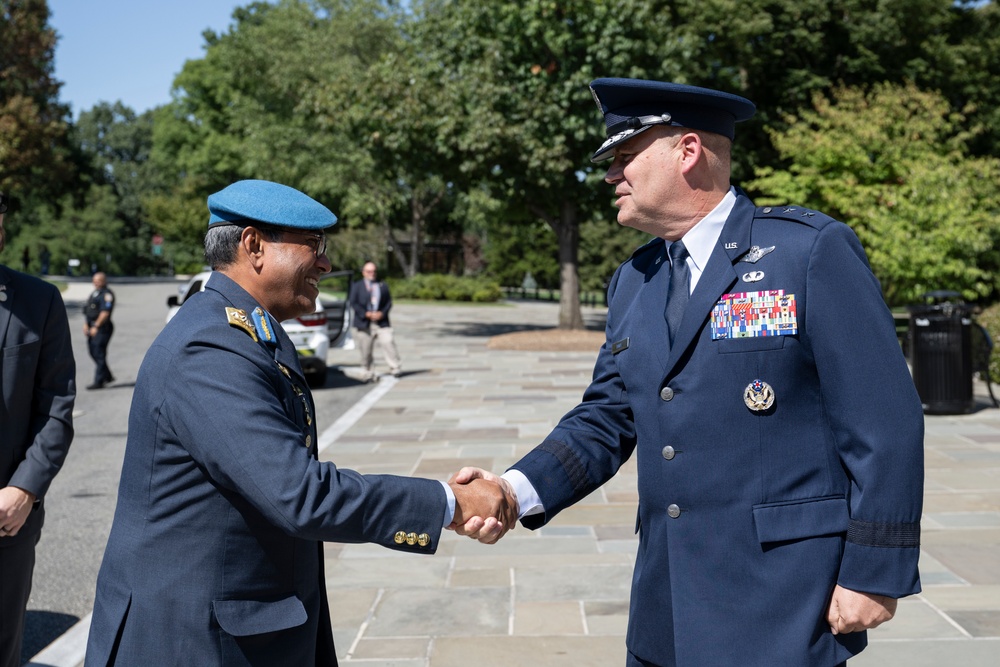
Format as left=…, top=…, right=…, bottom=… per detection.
left=49, top=1, right=271, bottom=117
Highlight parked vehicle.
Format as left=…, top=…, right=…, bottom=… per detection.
left=166, top=270, right=354, bottom=387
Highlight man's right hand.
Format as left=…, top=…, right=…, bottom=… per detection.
left=448, top=467, right=519, bottom=544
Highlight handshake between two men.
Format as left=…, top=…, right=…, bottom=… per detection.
left=446, top=467, right=518, bottom=544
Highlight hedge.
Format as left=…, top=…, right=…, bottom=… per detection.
left=389, top=274, right=503, bottom=303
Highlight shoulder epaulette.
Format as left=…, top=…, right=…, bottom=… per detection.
left=625, top=237, right=666, bottom=274
left=226, top=307, right=258, bottom=342
left=754, top=205, right=837, bottom=230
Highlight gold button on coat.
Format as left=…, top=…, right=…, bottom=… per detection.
left=394, top=531, right=406, bottom=544
left=417, top=533, right=430, bottom=547
left=406, top=532, right=418, bottom=546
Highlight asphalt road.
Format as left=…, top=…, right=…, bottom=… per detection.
left=21, top=279, right=371, bottom=662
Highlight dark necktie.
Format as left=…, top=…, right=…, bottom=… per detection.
left=665, top=240, right=690, bottom=346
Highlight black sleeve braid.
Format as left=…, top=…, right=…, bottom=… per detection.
left=847, top=519, right=920, bottom=548
left=537, top=440, right=590, bottom=495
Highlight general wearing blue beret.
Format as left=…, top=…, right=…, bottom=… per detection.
left=207, top=179, right=338, bottom=230
left=589, top=78, right=756, bottom=162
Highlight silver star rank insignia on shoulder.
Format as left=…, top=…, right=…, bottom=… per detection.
left=740, top=245, right=775, bottom=264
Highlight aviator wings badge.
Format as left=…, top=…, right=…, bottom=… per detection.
left=740, top=245, right=775, bottom=264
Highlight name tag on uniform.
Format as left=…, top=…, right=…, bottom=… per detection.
left=611, top=337, right=630, bottom=354
left=711, top=290, right=797, bottom=339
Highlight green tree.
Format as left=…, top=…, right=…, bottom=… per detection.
left=580, top=217, right=648, bottom=294
left=410, top=0, right=1000, bottom=328
left=316, top=35, right=463, bottom=278
left=411, top=0, right=697, bottom=328
left=73, top=102, right=164, bottom=274
left=140, top=0, right=1000, bottom=292
left=749, top=82, right=1000, bottom=306
left=680, top=0, right=1000, bottom=177
left=28, top=183, right=124, bottom=275
left=481, top=215, right=560, bottom=290
left=150, top=0, right=407, bottom=268
left=0, top=0, right=75, bottom=238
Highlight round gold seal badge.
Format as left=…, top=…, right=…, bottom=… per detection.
left=744, top=379, right=775, bottom=412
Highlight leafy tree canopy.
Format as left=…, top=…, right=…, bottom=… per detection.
left=750, top=82, right=1000, bottom=306
left=0, top=0, right=74, bottom=217
left=6, top=0, right=1000, bottom=316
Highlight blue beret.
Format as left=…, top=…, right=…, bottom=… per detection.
left=589, top=78, right=756, bottom=162
left=207, top=180, right=337, bottom=230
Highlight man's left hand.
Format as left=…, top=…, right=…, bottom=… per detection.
left=0, top=486, right=36, bottom=537
left=826, top=584, right=897, bottom=635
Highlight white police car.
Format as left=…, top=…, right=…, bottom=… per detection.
left=166, top=270, right=354, bottom=387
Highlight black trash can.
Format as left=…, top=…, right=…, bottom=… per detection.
left=908, top=291, right=975, bottom=415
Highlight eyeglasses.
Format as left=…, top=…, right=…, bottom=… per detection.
left=0, top=193, right=8, bottom=214
left=279, top=228, right=327, bottom=258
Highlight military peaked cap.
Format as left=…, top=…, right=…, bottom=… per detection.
left=589, top=78, right=756, bottom=161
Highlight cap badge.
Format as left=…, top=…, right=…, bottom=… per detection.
left=744, top=379, right=775, bottom=412
left=740, top=245, right=775, bottom=264
left=602, top=127, right=636, bottom=147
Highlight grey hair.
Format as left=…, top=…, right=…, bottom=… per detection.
left=204, top=224, right=281, bottom=269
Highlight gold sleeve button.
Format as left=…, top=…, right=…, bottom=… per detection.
left=406, top=532, right=418, bottom=546
left=417, top=533, right=430, bottom=547
left=394, top=531, right=406, bottom=544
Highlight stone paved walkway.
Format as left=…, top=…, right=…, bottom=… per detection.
left=322, top=300, right=1000, bottom=666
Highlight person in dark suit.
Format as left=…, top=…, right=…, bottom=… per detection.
left=348, top=261, right=401, bottom=381
left=85, top=180, right=514, bottom=667
left=452, top=79, right=924, bottom=666
left=0, top=190, right=76, bottom=667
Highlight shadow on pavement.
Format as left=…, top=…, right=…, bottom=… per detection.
left=443, top=312, right=607, bottom=338
left=21, top=611, right=80, bottom=665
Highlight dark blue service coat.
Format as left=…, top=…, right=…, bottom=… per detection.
left=511, top=192, right=924, bottom=666
left=86, top=272, right=446, bottom=666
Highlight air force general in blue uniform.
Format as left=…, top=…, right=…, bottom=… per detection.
left=493, top=80, right=925, bottom=665
left=86, top=181, right=511, bottom=666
